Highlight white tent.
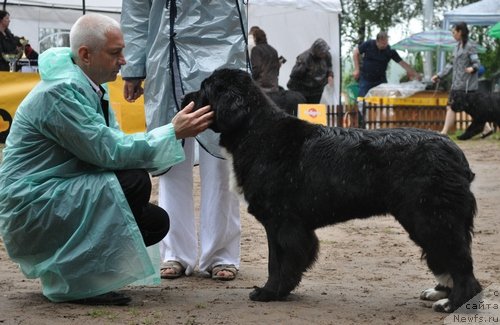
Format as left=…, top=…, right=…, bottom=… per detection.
left=4, top=0, right=121, bottom=53
left=443, top=0, right=500, bottom=28
left=248, top=0, right=342, bottom=104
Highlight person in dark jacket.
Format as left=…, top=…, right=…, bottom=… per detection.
left=251, top=29, right=305, bottom=115
left=251, top=29, right=280, bottom=92
left=0, top=10, right=21, bottom=71
left=287, top=38, right=333, bottom=103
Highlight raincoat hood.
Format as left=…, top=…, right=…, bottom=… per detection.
left=39, top=47, right=82, bottom=82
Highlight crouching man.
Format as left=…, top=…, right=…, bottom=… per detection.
left=0, top=13, right=212, bottom=306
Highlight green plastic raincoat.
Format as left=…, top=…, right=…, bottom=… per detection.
left=0, top=47, right=185, bottom=302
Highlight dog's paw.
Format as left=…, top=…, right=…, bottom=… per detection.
left=249, top=286, right=281, bottom=302
left=432, top=298, right=453, bottom=313
left=420, top=287, right=449, bottom=301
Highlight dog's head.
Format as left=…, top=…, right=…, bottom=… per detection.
left=449, top=91, right=474, bottom=113
left=182, top=68, right=255, bottom=134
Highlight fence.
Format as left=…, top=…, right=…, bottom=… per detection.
left=323, top=102, right=473, bottom=131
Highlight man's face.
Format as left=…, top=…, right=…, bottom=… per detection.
left=376, top=38, right=389, bottom=50
left=87, top=28, right=126, bottom=84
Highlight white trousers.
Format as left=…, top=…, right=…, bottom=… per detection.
left=158, top=138, right=241, bottom=276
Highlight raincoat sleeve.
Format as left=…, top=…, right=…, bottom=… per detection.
left=120, top=0, right=151, bottom=79
left=37, top=85, right=184, bottom=172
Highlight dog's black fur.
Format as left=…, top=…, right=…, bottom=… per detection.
left=184, top=69, right=482, bottom=312
left=450, top=91, right=500, bottom=140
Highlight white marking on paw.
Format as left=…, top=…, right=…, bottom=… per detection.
left=420, top=288, right=449, bottom=301
left=432, top=298, right=452, bottom=313
left=436, top=273, right=454, bottom=288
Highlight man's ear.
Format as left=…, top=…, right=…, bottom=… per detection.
left=77, top=46, right=91, bottom=65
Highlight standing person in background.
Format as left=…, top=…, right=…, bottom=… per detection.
left=287, top=38, right=333, bottom=104
left=431, top=22, right=492, bottom=138
left=251, top=28, right=280, bottom=92
left=251, top=28, right=305, bottom=115
left=248, top=25, right=260, bottom=58
left=353, top=31, right=419, bottom=97
left=121, top=0, right=244, bottom=281
left=0, top=10, right=21, bottom=71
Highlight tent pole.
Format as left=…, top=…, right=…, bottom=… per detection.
left=83, top=0, right=86, bottom=14
left=2, top=0, right=7, bottom=11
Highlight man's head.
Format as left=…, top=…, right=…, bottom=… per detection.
left=375, top=31, right=389, bottom=50
left=311, top=38, right=330, bottom=59
left=70, top=13, right=125, bottom=85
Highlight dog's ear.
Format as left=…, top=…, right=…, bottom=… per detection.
left=181, top=91, right=198, bottom=108
left=213, top=86, right=249, bottom=133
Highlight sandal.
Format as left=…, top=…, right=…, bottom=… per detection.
left=211, top=264, right=238, bottom=281
left=160, top=260, right=185, bottom=279
left=481, top=130, right=494, bottom=139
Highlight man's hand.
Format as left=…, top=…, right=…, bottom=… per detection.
left=352, top=69, right=360, bottom=81
left=123, top=79, right=144, bottom=102
left=172, top=102, right=214, bottom=139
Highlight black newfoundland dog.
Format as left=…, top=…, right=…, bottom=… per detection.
left=450, top=91, right=500, bottom=140
left=183, top=68, right=482, bottom=313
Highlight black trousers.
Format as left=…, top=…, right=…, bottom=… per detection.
left=114, top=169, right=169, bottom=247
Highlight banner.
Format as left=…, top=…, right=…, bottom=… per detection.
left=0, top=72, right=146, bottom=143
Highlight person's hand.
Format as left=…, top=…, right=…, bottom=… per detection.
left=465, top=67, right=474, bottom=74
left=123, top=79, right=144, bottom=102
left=327, top=75, right=334, bottom=87
left=172, top=102, right=214, bottom=139
left=431, top=75, right=439, bottom=83
left=408, top=70, right=422, bottom=81
left=352, top=69, right=360, bottom=81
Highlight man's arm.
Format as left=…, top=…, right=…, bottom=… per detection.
left=120, top=0, right=150, bottom=102
left=398, top=60, right=420, bottom=81
left=352, top=46, right=361, bottom=80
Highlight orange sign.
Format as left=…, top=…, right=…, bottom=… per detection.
left=297, top=103, right=328, bottom=126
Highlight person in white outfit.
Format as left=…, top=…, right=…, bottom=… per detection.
left=120, top=0, right=246, bottom=280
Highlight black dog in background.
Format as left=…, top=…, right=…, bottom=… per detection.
left=183, top=68, right=482, bottom=313
left=450, top=91, right=500, bottom=140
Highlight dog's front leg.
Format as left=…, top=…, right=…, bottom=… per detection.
left=249, top=222, right=319, bottom=302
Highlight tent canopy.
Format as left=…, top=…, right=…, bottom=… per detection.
left=249, top=0, right=342, bottom=104
left=443, top=0, right=500, bottom=28
left=3, top=0, right=121, bottom=13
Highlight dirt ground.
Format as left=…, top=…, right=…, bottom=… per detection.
left=0, top=137, right=499, bottom=325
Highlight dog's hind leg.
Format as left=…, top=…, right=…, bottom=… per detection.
left=249, top=222, right=319, bottom=302
left=412, top=220, right=481, bottom=313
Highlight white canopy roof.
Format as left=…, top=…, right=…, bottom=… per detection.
left=443, top=0, right=500, bottom=28
left=250, top=0, right=341, bottom=13
left=4, top=0, right=121, bottom=13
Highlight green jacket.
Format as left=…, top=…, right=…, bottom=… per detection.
left=0, top=47, right=184, bottom=302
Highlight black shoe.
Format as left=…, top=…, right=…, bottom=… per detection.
left=68, top=291, right=131, bottom=306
